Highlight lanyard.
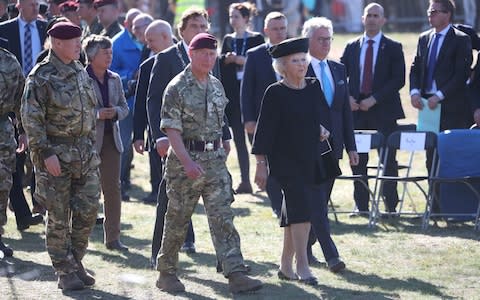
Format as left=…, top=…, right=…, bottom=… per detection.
left=231, top=31, right=248, bottom=56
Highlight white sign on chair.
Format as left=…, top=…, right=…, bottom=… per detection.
left=400, top=132, right=426, bottom=151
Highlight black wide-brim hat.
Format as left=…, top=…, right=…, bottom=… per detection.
left=268, top=37, right=309, bottom=58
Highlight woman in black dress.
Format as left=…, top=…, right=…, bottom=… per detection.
left=252, top=37, right=331, bottom=285
left=220, top=2, right=264, bottom=194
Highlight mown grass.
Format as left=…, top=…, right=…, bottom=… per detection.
left=1, top=33, right=480, bottom=299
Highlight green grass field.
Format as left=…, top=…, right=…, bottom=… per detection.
left=1, top=33, right=480, bottom=299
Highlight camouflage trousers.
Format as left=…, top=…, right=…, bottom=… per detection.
left=158, top=151, right=246, bottom=277
left=34, top=142, right=100, bottom=275
left=0, top=121, right=16, bottom=236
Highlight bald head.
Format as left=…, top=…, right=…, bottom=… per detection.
left=132, top=13, right=153, bottom=43
left=363, top=2, right=384, bottom=17
left=145, top=20, right=174, bottom=54
left=124, top=8, right=141, bottom=32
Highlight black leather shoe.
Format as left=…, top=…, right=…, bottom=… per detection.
left=0, top=239, right=13, bottom=257
left=277, top=270, right=298, bottom=281
left=121, top=191, right=130, bottom=202
left=298, top=276, right=318, bottom=286
left=106, top=240, right=129, bottom=251
left=180, top=242, right=196, bottom=254
left=17, top=214, right=44, bottom=231
left=235, top=182, right=253, bottom=194
left=327, top=257, right=346, bottom=273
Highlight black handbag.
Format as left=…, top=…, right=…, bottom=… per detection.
left=314, top=139, right=342, bottom=184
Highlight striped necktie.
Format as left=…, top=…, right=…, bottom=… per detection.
left=24, top=23, right=33, bottom=75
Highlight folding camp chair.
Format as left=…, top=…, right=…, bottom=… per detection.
left=423, top=129, right=480, bottom=230
left=369, top=131, right=437, bottom=227
left=394, top=124, right=417, bottom=215
left=329, top=131, right=384, bottom=222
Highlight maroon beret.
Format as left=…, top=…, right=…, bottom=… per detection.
left=93, top=0, right=117, bottom=9
left=188, top=33, right=217, bottom=51
left=59, top=1, right=79, bottom=13
left=47, top=21, right=82, bottom=40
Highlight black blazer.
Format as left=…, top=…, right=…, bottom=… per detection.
left=341, top=34, right=405, bottom=123
left=0, top=17, right=47, bottom=65
left=307, top=60, right=356, bottom=159
left=240, top=43, right=277, bottom=123
left=146, top=41, right=229, bottom=142
left=468, top=52, right=480, bottom=111
left=410, top=26, right=472, bottom=117
left=134, top=55, right=155, bottom=148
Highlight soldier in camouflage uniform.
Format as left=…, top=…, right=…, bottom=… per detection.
left=156, top=33, right=263, bottom=294
left=21, top=21, right=100, bottom=291
left=0, top=47, right=25, bottom=258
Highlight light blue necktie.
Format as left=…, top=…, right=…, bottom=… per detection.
left=320, top=61, right=333, bottom=106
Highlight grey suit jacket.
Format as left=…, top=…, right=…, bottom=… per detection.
left=92, top=70, right=129, bottom=153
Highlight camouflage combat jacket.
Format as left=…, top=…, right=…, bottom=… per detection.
left=160, top=65, right=228, bottom=142
left=21, top=51, right=98, bottom=164
left=0, top=47, right=25, bottom=125
left=0, top=47, right=24, bottom=151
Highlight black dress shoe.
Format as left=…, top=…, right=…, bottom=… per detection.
left=327, top=257, right=346, bottom=273
left=234, top=182, right=253, bottom=194
left=17, top=214, right=44, bottom=231
left=106, top=240, right=129, bottom=251
left=0, top=239, right=13, bottom=257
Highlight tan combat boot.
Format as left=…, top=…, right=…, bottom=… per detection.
left=228, top=272, right=263, bottom=294
left=156, top=272, right=185, bottom=293
left=57, top=272, right=85, bottom=290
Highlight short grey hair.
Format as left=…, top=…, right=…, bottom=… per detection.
left=272, top=57, right=286, bottom=77
left=301, top=17, right=333, bottom=38
left=82, top=34, right=112, bottom=62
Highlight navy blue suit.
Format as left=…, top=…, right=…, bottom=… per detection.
left=241, top=43, right=283, bottom=216
left=306, top=60, right=355, bottom=263
left=0, top=17, right=47, bottom=66
left=341, top=34, right=405, bottom=212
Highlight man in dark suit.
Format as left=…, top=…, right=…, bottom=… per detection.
left=341, top=2, right=405, bottom=214
left=147, top=8, right=231, bottom=269
left=302, top=17, right=358, bottom=273
left=133, top=20, right=173, bottom=205
left=410, top=0, right=472, bottom=138
left=0, top=0, right=47, bottom=75
left=240, top=11, right=287, bottom=217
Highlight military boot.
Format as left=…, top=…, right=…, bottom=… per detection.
left=57, top=272, right=85, bottom=290
left=75, top=260, right=95, bottom=286
left=228, top=272, right=263, bottom=294
left=156, top=272, right=185, bottom=293
left=0, top=237, right=13, bottom=257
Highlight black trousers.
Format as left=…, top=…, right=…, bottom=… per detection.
left=9, top=152, right=33, bottom=225
left=148, top=150, right=162, bottom=195
left=151, top=178, right=195, bottom=259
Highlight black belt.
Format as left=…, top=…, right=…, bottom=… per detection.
left=48, top=135, right=88, bottom=145
left=184, top=139, right=221, bottom=152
